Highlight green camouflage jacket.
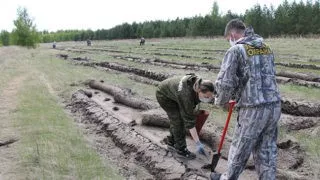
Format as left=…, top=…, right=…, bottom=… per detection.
left=157, top=74, right=200, bottom=129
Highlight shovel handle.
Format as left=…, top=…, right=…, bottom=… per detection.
left=217, top=100, right=236, bottom=153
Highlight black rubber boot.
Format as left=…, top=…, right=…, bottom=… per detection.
left=176, top=148, right=196, bottom=160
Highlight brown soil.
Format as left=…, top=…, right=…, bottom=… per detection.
left=281, top=98, right=320, bottom=117
left=280, top=114, right=319, bottom=131
left=55, top=50, right=318, bottom=179
left=88, top=80, right=158, bottom=110
left=68, top=89, right=259, bottom=180
left=68, top=47, right=320, bottom=71
left=67, top=83, right=316, bottom=179
left=84, top=61, right=320, bottom=117
left=277, top=71, right=320, bottom=83
left=141, top=109, right=170, bottom=128
left=81, top=47, right=127, bottom=53
left=155, top=47, right=225, bottom=54
left=276, top=77, right=320, bottom=88
left=72, top=57, right=89, bottom=61
left=58, top=53, right=320, bottom=90
left=69, top=90, right=206, bottom=179
left=110, top=71, right=320, bottom=118
left=88, top=80, right=123, bottom=96
left=56, top=53, right=68, bottom=59
left=140, top=107, right=314, bottom=174
left=111, top=55, right=220, bottom=72
left=95, top=62, right=170, bottom=81
left=152, top=52, right=216, bottom=60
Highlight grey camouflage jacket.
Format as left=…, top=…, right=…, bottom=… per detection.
left=215, top=27, right=281, bottom=108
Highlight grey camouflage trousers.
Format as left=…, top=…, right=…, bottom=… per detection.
left=224, top=102, right=281, bottom=180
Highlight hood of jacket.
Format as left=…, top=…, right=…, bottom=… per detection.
left=237, top=26, right=264, bottom=48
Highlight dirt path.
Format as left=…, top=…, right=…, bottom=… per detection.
left=0, top=74, right=28, bottom=179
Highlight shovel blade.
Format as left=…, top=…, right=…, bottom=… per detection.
left=195, top=110, right=209, bottom=134
left=211, top=153, right=221, bottom=172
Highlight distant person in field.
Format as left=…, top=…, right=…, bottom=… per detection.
left=52, top=41, right=56, bottom=49
left=211, top=19, right=281, bottom=180
left=140, top=37, right=145, bottom=46
left=156, top=73, right=215, bottom=159
left=87, top=39, right=92, bottom=46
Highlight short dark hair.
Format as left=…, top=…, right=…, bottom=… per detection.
left=224, top=19, right=246, bottom=37
left=199, top=80, right=215, bottom=94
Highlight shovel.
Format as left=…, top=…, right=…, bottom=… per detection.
left=210, top=100, right=236, bottom=172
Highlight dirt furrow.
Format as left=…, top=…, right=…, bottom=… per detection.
left=139, top=108, right=312, bottom=178
left=55, top=48, right=90, bottom=54
left=280, top=114, right=319, bottom=131
left=70, top=59, right=171, bottom=82
left=155, top=47, right=225, bottom=54
left=58, top=55, right=320, bottom=117
left=80, top=48, right=127, bottom=53
left=57, top=53, right=320, bottom=88
left=96, top=62, right=171, bottom=81
left=142, top=108, right=319, bottom=132
left=71, top=88, right=313, bottom=180
left=277, top=71, right=320, bottom=82
left=152, top=52, right=217, bottom=61
left=111, top=56, right=320, bottom=87
left=84, top=81, right=318, bottom=174
left=88, top=80, right=158, bottom=110
left=276, top=77, right=320, bottom=88
left=69, top=90, right=207, bottom=180
left=281, top=98, right=320, bottom=117
left=59, top=47, right=320, bottom=72
left=112, top=55, right=220, bottom=72
left=275, top=62, right=320, bottom=70
left=89, top=69, right=320, bottom=117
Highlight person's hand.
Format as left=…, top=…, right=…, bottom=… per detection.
left=222, top=100, right=236, bottom=111
left=196, top=141, right=205, bottom=154
left=196, top=141, right=209, bottom=160
left=222, top=102, right=229, bottom=112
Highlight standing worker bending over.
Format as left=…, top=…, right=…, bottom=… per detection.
left=156, top=74, right=215, bottom=159
left=211, top=19, right=281, bottom=180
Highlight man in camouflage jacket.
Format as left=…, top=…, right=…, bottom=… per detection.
left=211, top=19, right=281, bottom=180
left=156, top=74, right=215, bottom=159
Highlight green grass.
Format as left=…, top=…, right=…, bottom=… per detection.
left=279, top=84, right=320, bottom=101
left=294, top=132, right=320, bottom=157
left=13, top=72, right=123, bottom=179
left=0, top=46, right=123, bottom=179
left=288, top=131, right=320, bottom=178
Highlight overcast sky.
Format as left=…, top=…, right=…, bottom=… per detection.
left=1, top=0, right=299, bottom=32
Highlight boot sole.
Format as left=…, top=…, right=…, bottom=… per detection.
left=167, top=146, right=196, bottom=160
left=176, top=153, right=196, bottom=160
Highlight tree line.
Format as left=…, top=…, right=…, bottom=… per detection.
left=1, top=0, right=320, bottom=47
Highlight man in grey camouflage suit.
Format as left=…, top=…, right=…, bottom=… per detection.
left=210, top=19, right=281, bottom=180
